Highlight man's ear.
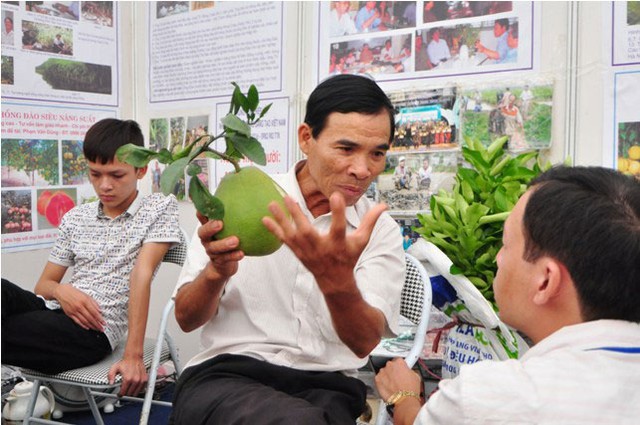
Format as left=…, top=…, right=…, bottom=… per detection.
left=298, top=123, right=314, bottom=155
left=532, top=258, right=564, bottom=306
left=136, top=165, right=148, bottom=180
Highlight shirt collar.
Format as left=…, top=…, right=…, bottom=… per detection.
left=287, top=160, right=362, bottom=229
left=96, top=191, right=142, bottom=219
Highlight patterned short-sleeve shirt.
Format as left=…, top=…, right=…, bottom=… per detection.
left=47, top=192, right=181, bottom=349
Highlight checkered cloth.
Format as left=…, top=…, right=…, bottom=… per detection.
left=400, top=254, right=425, bottom=325
left=21, top=338, right=169, bottom=386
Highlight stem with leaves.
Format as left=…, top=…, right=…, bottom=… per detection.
left=116, top=83, right=273, bottom=220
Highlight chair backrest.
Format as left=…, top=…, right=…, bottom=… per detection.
left=162, top=228, right=189, bottom=267
left=400, top=253, right=433, bottom=368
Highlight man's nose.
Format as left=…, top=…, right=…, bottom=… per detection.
left=349, top=156, right=372, bottom=180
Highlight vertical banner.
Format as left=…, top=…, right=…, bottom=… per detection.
left=1, top=103, right=116, bottom=252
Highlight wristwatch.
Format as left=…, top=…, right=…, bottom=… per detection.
left=385, top=390, right=421, bottom=417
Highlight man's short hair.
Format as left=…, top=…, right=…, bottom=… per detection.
left=304, top=74, right=395, bottom=143
left=83, top=118, right=144, bottom=165
left=496, top=18, right=509, bottom=30
left=523, top=166, right=640, bottom=322
left=510, top=21, right=519, bottom=39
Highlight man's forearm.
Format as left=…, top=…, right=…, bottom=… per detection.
left=174, top=263, right=228, bottom=332
left=321, top=277, right=385, bottom=358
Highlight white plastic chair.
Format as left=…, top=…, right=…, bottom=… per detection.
left=17, top=229, right=188, bottom=425
left=373, top=252, right=433, bottom=425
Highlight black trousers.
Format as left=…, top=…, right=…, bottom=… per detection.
left=169, top=354, right=367, bottom=425
left=1, top=279, right=111, bottom=374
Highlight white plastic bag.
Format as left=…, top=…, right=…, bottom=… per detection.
left=407, top=239, right=529, bottom=378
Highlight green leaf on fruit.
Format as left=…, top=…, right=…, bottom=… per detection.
left=227, top=134, right=267, bottom=166
left=189, top=176, right=224, bottom=220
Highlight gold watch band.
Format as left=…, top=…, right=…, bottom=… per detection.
left=385, top=390, right=421, bottom=407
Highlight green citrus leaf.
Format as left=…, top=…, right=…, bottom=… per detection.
left=189, top=176, right=224, bottom=220
left=228, top=134, right=266, bottom=165
left=222, top=113, right=251, bottom=137
left=160, top=157, right=189, bottom=195
left=116, top=144, right=157, bottom=167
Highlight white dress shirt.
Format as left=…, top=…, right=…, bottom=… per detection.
left=417, top=320, right=640, bottom=424
left=176, top=162, right=405, bottom=374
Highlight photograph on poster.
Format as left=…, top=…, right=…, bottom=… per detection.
left=1, top=189, right=32, bottom=234
left=1, top=139, right=59, bottom=187
left=617, top=121, right=640, bottom=179
left=328, top=1, right=417, bottom=37
left=156, top=1, right=189, bottom=19
left=192, top=2, right=215, bottom=12
left=61, top=139, right=88, bottom=185
left=170, top=116, right=186, bottom=153
left=185, top=115, right=209, bottom=147
left=35, top=187, right=76, bottom=230
left=388, top=87, right=459, bottom=153
left=628, top=2, right=640, bottom=25
left=2, top=10, right=14, bottom=46
left=460, top=83, right=552, bottom=151
left=377, top=151, right=458, bottom=213
left=422, top=1, right=512, bottom=24
left=34, top=59, right=112, bottom=94
left=1, top=55, right=13, bottom=84
left=149, top=118, right=169, bottom=152
left=150, top=160, right=164, bottom=194
left=329, top=33, right=412, bottom=75
left=415, top=17, right=518, bottom=72
left=393, top=217, right=422, bottom=251
left=25, top=1, right=79, bottom=21
left=21, top=20, right=73, bottom=55
left=81, top=1, right=114, bottom=26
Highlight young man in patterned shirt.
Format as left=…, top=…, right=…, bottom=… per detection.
left=2, top=119, right=182, bottom=397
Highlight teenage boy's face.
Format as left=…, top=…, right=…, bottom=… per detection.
left=87, top=157, right=146, bottom=218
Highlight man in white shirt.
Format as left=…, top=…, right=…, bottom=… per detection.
left=426, top=28, right=450, bottom=68
left=329, top=1, right=357, bottom=37
left=375, top=166, right=640, bottom=424
left=170, top=74, right=405, bottom=424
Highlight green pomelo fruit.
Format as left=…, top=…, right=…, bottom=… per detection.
left=213, top=166, right=288, bottom=256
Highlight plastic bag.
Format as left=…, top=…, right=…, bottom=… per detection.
left=407, top=239, right=529, bottom=378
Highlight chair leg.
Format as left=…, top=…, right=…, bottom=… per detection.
left=22, top=378, right=41, bottom=425
left=81, top=387, right=105, bottom=425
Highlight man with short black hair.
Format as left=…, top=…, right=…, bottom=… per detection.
left=375, top=166, right=640, bottom=424
left=170, top=74, right=405, bottom=424
left=2, top=119, right=181, bottom=397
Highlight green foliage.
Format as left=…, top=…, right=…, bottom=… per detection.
left=35, top=59, right=111, bottom=94
left=462, top=111, right=490, bottom=144
left=2, top=139, right=58, bottom=185
left=627, top=1, right=640, bottom=25
left=1, top=55, right=14, bottom=84
left=618, top=121, right=640, bottom=157
left=524, top=103, right=552, bottom=145
left=414, top=137, right=549, bottom=308
left=117, top=83, right=272, bottom=220
left=149, top=119, right=169, bottom=151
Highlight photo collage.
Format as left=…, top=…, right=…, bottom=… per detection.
left=364, top=80, right=554, bottom=217
left=325, top=1, right=529, bottom=79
